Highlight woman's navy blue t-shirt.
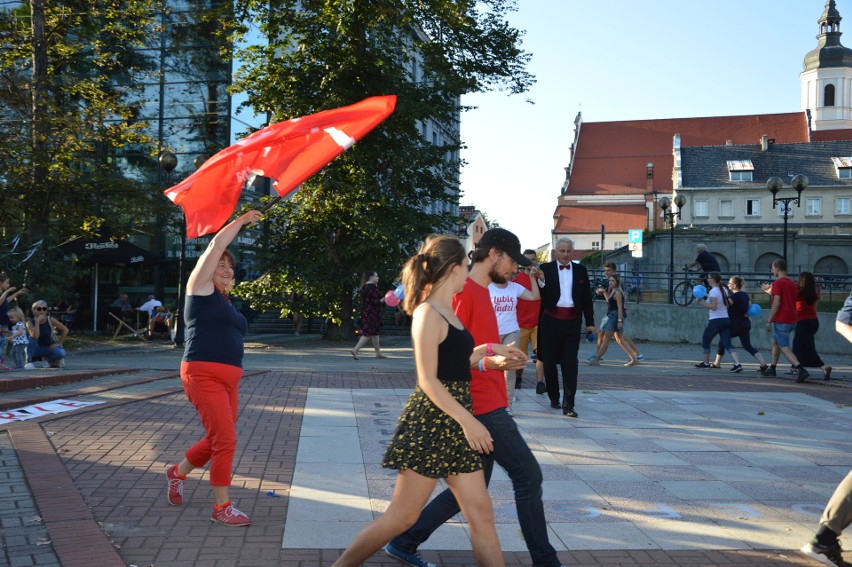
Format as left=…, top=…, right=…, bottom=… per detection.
left=183, top=292, right=247, bottom=367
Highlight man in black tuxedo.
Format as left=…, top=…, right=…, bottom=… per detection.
left=533, top=237, right=595, bottom=417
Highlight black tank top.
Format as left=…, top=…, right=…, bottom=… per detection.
left=608, top=294, right=618, bottom=312
left=433, top=309, right=474, bottom=382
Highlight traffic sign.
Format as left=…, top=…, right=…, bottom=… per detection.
left=628, top=229, right=643, bottom=243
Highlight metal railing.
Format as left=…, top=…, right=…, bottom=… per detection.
left=587, top=264, right=851, bottom=307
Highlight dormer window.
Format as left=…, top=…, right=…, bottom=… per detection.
left=727, top=160, right=753, bottom=182
left=831, top=156, right=852, bottom=178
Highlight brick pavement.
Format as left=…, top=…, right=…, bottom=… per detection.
left=0, top=340, right=851, bottom=566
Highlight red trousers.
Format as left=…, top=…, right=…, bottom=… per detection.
left=181, top=360, right=242, bottom=486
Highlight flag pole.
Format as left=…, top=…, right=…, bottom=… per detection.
left=258, top=195, right=283, bottom=214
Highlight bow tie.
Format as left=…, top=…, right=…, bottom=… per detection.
left=559, top=263, right=571, bottom=270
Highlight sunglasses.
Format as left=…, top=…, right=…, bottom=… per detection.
left=34, top=306, right=47, bottom=311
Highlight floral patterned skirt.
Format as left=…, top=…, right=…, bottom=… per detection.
left=382, top=380, right=483, bottom=479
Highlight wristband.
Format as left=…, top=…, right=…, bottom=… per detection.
left=478, top=358, right=486, bottom=372
left=486, top=343, right=494, bottom=357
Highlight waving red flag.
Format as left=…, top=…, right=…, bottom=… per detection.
left=164, top=95, right=397, bottom=239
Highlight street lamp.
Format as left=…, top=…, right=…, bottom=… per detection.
left=766, top=175, right=808, bottom=262
left=659, top=194, right=687, bottom=305
left=159, top=151, right=184, bottom=347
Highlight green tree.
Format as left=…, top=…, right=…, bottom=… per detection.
left=0, top=0, right=161, bottom=295
left=226, top=0, right=533, bottom=338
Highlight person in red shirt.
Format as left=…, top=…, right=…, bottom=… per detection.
left=760, top=259, right=808, bottom=382
left=792, top=272, right=832, bottom=380
left=514, top=249, right=545, bottom=394
left=386, top=228, right=565, bottom=567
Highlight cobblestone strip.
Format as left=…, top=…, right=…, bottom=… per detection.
left=0, top=432, right=60, bottom=567
left=9, top=424, right=125, bottom=567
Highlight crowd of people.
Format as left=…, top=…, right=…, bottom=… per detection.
left=1, top=273, right=69, bottom=369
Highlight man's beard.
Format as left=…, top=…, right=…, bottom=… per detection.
left=489, top=265, right=508, bottom=285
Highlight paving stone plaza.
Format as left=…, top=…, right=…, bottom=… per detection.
left=1, top=336, right=851, bottom=566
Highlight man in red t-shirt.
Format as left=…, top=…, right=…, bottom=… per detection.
left=760, top=258, right=808, bottom=381
left=387, top=228, right=565, bottom=567
left=514, top=249, right=545, bottom=394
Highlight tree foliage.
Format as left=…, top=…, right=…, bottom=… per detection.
left=225, top=0, right=533, bottom=337
left=0, top=0, right=163, bottom=296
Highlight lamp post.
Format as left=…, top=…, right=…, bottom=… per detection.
left=766, top=175, right=808, bottom=263
left=659, top=194, right=687, bottom=305
left=159, top=151, right=183, bottom=346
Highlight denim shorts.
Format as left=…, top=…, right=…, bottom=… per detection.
left=772, top=322, right=795, bottom=348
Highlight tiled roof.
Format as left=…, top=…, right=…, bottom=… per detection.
left=553, top=204, right=647, bottom=233
left=567, top=112, right=809, bottom=194
left=811, top=129, right=852, bottom=141
left=681, top=140, right=852, bottom=188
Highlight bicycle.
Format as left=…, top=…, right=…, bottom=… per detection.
left=672, top=266, right=706, bottom=306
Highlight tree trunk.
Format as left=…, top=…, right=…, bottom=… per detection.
left=30, top=0, right=50, bottom=238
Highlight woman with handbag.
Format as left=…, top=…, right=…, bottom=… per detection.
left=585, top=274, right=637, bottom=366
left=712, top=276, right=768, bottom=372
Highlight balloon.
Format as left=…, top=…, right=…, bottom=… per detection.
left=747, top=303, right=761, bottom=317
left=394, top=284, right=405, bottom=299
left=692, top=284, right=707, bottom=299
left=384, top=290, right=400, bottom=307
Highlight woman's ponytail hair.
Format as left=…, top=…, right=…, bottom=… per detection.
left=400, top=235, right=465, bottom=315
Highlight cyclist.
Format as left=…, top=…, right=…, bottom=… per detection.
left=685, top=243, right=720, bottom=284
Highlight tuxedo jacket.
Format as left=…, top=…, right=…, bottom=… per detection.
left=538, top=260, right=595, bottom=328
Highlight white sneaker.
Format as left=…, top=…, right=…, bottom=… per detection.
left=24, top=362, right=35, bottom=370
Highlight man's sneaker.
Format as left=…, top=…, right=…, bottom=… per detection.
left=49, top=359, right=65, bottom=368
left=796, top=366, right=810, bottom=383
left=24, top=362, right=35, bottom=370
left=785, top=365, right=798, bottom=375
left=384, top=542, right=436, bottom=567
left=730, top=364, right=743, bottom=373
left=636, top=354, right=645, bottom=361
left=695, top=362, right=712, bottom=368
left=210, top=502, right=251, bottom=526
left=585, top=355, right=596, bottom=363
left=760, top=366, right=776, bottom=377
left=801, top=539, right=850, bottom=566
left=535, top=381, right=547, bottom=395
left=166, top=465, right=184, bottom=506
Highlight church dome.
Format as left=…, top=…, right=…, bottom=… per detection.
left=803, top=0, right=852, bottom=71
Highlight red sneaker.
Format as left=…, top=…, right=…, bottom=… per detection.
left=166, top=465, right=184, bottom=506
left=211, top=502, right=251, bottom=527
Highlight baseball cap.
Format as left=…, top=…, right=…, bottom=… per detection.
left=477, top=228, right=532, bottom=266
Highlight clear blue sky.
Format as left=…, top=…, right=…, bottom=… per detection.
left=459, top=0, right=839, bottom=249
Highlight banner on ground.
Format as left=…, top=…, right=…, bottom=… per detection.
left=0, top=400, right=104, bottom=425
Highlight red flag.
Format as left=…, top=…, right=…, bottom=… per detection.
left=164, top=95, right=397, bottom=239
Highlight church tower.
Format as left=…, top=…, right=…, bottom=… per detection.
left=801, top=0, right=852, bottom=130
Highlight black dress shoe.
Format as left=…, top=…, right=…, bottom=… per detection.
left=535, top=382, right=547, bottom=395
left=550, top=401, right=560, bottom=409
left=563, top=407, right=578, bottom=418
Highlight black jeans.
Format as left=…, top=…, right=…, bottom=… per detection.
left=389, top=408, right=560, bottom=567
left=538, top=313, right=581, bottom=408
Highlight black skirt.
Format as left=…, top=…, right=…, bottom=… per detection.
left=382, top=380, right=483, bottom=479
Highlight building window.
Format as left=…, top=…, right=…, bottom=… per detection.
left=726, top=160, right=754, bottom=182
left=719, top=199, right=734, bottom=218
left=694, top=199, right=709, bottom=218
left=831, top=157, right=852, bottom=178
left=613, top=241, right=623, bottom=248
left=729, top=171, right=753, bottom=182
left=746, top=199, right=761, bottom=216
left=825, top=83, right=836, bottom=107
left=591, top=241, right=600, bottom=250
left=806, top=198, right=821, bottom=216
left=837, top=197, right=851, bottom=215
